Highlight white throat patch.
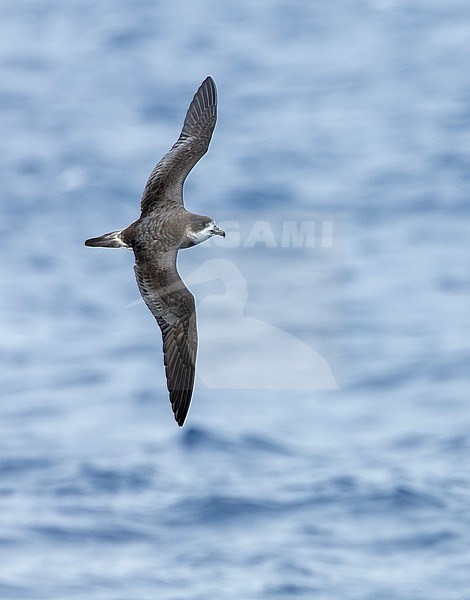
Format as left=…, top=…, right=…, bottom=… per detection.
left=191, top=224, right=214, bottom=245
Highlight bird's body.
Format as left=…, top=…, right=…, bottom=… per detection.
left=85, top=77, right=224, bottom=426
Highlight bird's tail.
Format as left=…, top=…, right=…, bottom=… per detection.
left=84, top=229, right=129, bottom=248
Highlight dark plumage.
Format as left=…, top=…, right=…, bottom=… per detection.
left=85, top=77, right=225, bottom=426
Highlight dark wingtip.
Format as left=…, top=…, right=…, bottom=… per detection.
left=203, top=76, right=217, bottom=103
left=179, top=76, right=217, bottom=141
left=175, top=410, right=187, bottom=427
left=170, top=388, right=192, bottom=427
left=204, top=75, right=215, bottom=87
left=174, top=401, right=190, bottom=427
left=196, top=76, right=217, bottom=108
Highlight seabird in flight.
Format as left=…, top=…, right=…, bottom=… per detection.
left=85, top=76, right=225, bottom=426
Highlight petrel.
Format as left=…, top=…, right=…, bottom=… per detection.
left=85, top=77, right=225, bottom=426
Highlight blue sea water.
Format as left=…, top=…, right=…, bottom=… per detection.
left=1, top=0, right=470, bottom=598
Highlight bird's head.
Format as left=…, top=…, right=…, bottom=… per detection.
left=186, top=214, right=226, bottom=247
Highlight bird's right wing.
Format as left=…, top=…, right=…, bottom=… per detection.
left=140, top=77, right=217, bottom=216
left=133, top=248, right=197, bottom=426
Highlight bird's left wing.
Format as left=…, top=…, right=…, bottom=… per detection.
left=140, top=76, right=217, bottom=216
left=133, top=248, right=197, bottom=426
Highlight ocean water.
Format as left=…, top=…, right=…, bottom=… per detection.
left=1, top=0, right=470, bottom=598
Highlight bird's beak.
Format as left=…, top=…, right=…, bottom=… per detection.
left=211, top=226, right=226, bottom=238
